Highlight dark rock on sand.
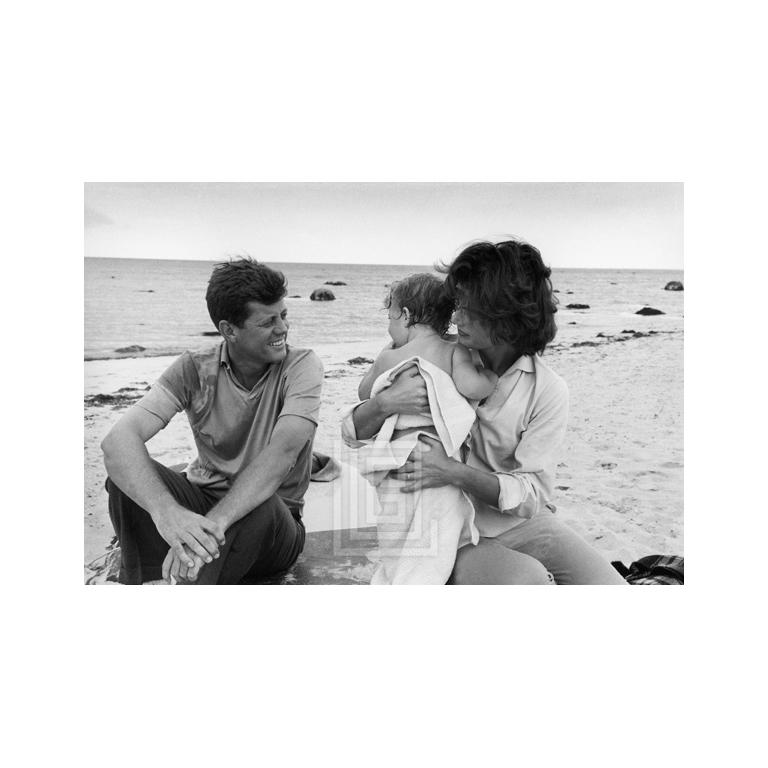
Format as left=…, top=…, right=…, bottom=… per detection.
left=114, top=344, right=146, bottom=354
left=201, top=331, right=220, bottom=336
left=324, top=281, right=347, bottom=286
left=635, top=306, right=665, bottom=315
left=348, top=357, right=374, bottom=365
left=310, top=288, right=336, bottom=301
left=85, top=392, right=143, bottom=408
left=664, top=281, right=684, bottom=291
left=288, top=295, right=302, bottom=298
left=572, top=341, right=600, bottom=347
left=568, top=321, right=577, bottom=325
left=621, top=329, right=635, bottom=334
left=566, top=303, right=590, bottom=310
left=596, top=332, right=611, bottom=338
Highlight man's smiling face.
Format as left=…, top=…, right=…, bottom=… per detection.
left=232, top=299, right=289, bottom=365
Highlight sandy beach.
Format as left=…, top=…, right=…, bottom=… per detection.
left=84, top=326, right=683, bottom=581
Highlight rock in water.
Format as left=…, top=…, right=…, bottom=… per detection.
left=324, top=281, right=347, bottom=286
left=114, top=344, right=146, bottom=354
left=635, top=306, right=665, bottom=315
left=201, top=331, right=220, bottom=336
left=310, top=288, right=336, bottom=301
left=348, top=356, right=374, bottom=365
left=566, top=303, right=590, bottom=310
left=664, top=281, right=684, bottom=291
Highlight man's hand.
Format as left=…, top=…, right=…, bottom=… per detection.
left=392, top=434, right=457, bottom=493
left=378, top=364, right=430, bottom=417
left=152, top=502, right=226, bottom=570
left=162, top=545, right=206, bottom=583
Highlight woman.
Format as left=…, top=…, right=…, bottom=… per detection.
left=342, top=239, right=626, bottom=584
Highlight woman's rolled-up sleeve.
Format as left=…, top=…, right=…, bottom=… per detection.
left=340, top=402, right=369, bottom=448
left=493, top=377, right=569, bottom=519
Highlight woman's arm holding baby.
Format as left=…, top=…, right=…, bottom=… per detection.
left=451, top=344, right=498, bottom=399
left=392, top=435, right=501, bottom=505
left=352, top=364, right=429, bottom=440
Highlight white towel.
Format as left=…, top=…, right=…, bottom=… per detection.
left=355, top=357, right=479, bottom=584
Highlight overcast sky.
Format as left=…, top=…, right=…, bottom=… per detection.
left=84, top=182, right=683, bottom=269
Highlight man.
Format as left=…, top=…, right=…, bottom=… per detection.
left=102, top=257, right=324, bottom=584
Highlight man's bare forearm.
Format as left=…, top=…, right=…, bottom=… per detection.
left=102, top=428, right=178, bottom=519
left=205, top=448, right=291, bottom=532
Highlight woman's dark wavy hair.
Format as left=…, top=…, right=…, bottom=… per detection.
left=439, top=239, right=558, bottom=354
left=384, top=273, right=455, bottom=336
left=206, top=256, right=287, bottom=328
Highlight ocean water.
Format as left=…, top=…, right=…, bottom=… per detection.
left=84, top=257, right=684, bottom=361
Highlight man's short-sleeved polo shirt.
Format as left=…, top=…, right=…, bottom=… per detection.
left=136, top=342, right=324, bottom=513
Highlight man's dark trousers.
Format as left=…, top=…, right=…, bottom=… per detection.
left=107, top=461, right=305, bottom=584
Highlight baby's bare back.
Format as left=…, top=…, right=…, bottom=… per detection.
left=377, top=336, right=455, bottom=376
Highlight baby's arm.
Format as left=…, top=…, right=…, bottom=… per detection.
left=451, top=344, right=498, bottom=400
left=358, top=344, right=396, bottom=401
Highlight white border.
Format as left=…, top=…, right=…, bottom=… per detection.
left=5, top=1, right=764, bottom=765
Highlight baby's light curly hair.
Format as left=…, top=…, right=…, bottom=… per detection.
left=384, top=273, right=454, bottom=336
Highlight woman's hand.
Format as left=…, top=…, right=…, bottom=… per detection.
left=377, top=364, right=429, bottom=417
left=352, top=363, right=429, bottom=440
left=392, top=434, right=457, bottom=493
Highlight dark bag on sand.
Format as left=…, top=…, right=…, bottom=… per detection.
left=611, top=555, right=684, bottom=585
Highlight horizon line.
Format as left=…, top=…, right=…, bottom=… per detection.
left=84, top=255, right=683, bottom=271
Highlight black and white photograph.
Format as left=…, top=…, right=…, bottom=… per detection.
left=84, top=182, right=683, bottom=586
left=9, top=1, right=765, bottom=764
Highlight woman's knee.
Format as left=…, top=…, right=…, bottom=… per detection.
left=510, top=557, right=552, bottom=585
left=451, top=540, right=551, bottom=585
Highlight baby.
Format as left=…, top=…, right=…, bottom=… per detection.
left=359, top=273, right=498, bottom=403
left=356, top=273, right=497, bottom=584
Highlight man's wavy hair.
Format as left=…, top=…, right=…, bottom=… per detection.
left=439, top=239, right=558, bottom=355
left=384, top=273, right=454, bottom=336
left=206, top=257, right=287, bottom=328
